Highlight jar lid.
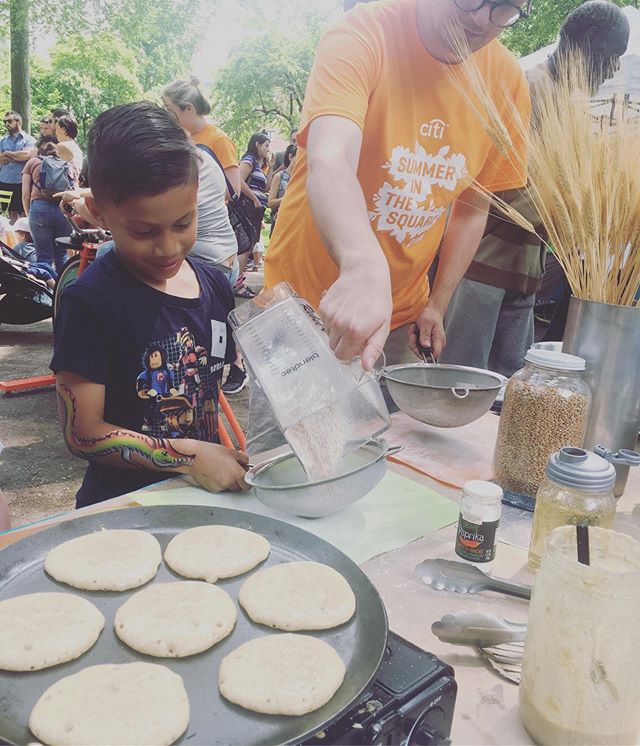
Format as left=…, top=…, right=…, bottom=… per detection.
left=546, top=447, right=616, bottom=492
left=524, top=348, right=586, bottom=371
left=463, top=480, right=504, bottom=504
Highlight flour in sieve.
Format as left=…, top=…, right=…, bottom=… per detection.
left=285, top=402, right=349, bottom=481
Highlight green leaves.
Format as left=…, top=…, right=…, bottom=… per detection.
left=31, top=33, right=143, bottom=143
left=211, top=1, right=338, bottom=147
left=7, top=0, right=211, bottom=138
left=99, top=0, right=209, bottom=92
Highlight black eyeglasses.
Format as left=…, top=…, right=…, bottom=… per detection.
left=453, top=0, right=532, bottom=28
left=3, top=118, right=15, bottom=124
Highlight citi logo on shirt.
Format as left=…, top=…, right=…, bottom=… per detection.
left=420, top=119, right=449, bottom=140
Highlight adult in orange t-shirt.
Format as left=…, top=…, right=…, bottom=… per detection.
left=162, top=77, right=241, bottom=197
left=264, top=0, right=531, bottom=372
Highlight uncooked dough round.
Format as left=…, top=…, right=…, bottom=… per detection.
left=0, top=593, right=104, bottom=671
left=238, top=561, right=356, bottom=630
left=115, top=581, right=237, bottom=657
left=219, top=634, right=345, bottom=715
left=45, top=529, right=162, bottom=591
left=164, top=525, right=270, bottom=582
left=29, top=662, right=189, bottom=746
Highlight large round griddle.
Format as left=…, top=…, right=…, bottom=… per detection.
left=0, top=506, right=388, bottom=745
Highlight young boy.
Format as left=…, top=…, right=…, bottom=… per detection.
left=51, top=102, right=249, bottom=507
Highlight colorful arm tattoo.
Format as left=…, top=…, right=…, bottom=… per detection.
left=58, top=383, right=195, bottom=471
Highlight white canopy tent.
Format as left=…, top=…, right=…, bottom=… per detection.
left=519, top=5, right=640, bottom=104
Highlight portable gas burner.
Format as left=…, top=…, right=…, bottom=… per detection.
left=303, top=631, right=457, bottom=745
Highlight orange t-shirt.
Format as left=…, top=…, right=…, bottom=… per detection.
left=191, top=123, right=238, bottom=170
left=264, top=0, right=530, bottom=329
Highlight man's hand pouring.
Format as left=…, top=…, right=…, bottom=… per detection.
left=318, top=259, right=392, bottom=372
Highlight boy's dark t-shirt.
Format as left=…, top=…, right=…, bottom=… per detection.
left=50, top=250, right=236, bottom=508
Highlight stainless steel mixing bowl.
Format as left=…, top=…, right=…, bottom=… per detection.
left=244, top=439, right=401, bottom=518
left=383, top=363, right=506, bottom=428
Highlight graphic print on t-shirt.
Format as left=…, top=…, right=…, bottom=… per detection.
left=136, top=324, right=226, bottom=441
left=371, top=123, right=469, bottom=245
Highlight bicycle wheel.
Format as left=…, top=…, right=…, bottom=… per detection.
left=53, top=256, right=82, bottom=321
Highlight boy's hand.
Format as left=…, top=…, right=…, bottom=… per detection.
left=186, top=441, right=250, bottom=493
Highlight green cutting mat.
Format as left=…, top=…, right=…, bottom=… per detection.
left=134, top=470, right=458, bottom=564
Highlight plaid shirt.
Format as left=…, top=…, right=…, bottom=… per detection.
left=465, top=64, right=550, bottom=295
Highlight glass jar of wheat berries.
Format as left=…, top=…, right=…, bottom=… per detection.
left=494, top=349, right=591, bottom=498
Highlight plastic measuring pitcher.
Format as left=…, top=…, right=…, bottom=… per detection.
left=228, top=283, right=390, bottom=472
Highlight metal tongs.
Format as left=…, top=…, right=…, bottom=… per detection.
left=432, top=611, right=526, bottom=647
left=416, top=558, right=532, bottom=600
left=432, top=611, right=526, bottom=684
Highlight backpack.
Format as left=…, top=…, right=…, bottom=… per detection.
left=38, top=155, right=77, bottom=198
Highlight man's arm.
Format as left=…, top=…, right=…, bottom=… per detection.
left=306, top=115, right=392, bottom=371
left=56, top=371, right=249, bottom=492
left=4, top=148, right=33, bottom=162
left=410, top=187, right=490, bottom=358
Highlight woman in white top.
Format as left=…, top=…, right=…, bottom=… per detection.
left=191, top=149, right=239, bottom=286
left=54, top=115, right=83, bottom=171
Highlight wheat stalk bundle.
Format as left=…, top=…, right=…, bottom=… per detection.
left=443, top=25, right=640, bottom=306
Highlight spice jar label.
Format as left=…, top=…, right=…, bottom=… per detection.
left=455, top=516, right=498, bottom=562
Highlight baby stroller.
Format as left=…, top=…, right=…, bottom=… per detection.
left=0, top=241, right=53, bottom=325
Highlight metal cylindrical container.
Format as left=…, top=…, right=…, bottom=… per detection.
left=563, top=298, right=640, bottom=496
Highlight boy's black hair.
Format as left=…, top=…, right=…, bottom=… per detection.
left=56, top=114, right=78, bottom=139
left=51, top=107, right=70, bottom=120
left=87, top=102, right=199, bottom=205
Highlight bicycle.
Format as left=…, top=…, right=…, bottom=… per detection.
left=52, top=207, right=110, bottom=320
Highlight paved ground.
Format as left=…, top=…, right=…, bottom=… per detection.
left=0, top=270, right=262, bottom=529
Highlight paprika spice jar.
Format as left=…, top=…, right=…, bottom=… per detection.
left=455, top=480, right=503, bottom=563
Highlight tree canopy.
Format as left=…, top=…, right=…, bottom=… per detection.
left=31, top=33, right=143, bottom=141
left=2, top=0, right=639, bottom=146
left=211, top=1, right=338, bottom=147
left=0, top=0, right=211, bottom=137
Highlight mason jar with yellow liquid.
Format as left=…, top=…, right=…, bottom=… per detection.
left=528, top=447, right=616, bottom=571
